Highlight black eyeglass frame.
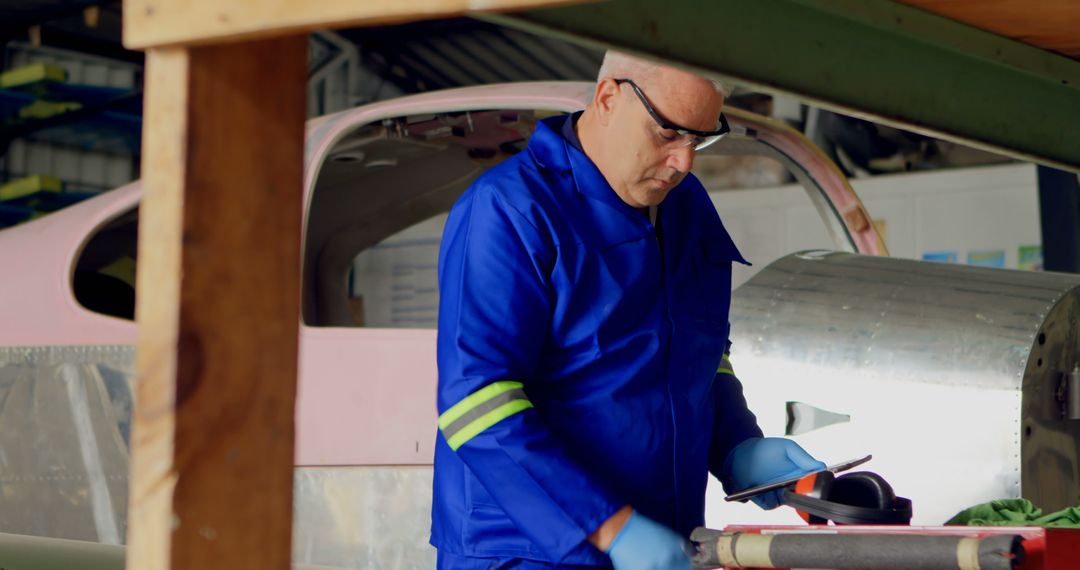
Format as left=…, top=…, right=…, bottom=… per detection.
left=614, top=78, right=730, bottom=147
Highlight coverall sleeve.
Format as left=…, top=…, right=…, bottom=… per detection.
left=436, top=184, right=624, bottom=561
left=708, top=339, right=765, bottom=490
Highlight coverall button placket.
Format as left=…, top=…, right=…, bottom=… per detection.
left=653, top=211, right=683, bottom=529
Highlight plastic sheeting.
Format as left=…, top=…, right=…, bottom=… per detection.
left=0, top=346, right=437, bottom=567
left=294, top=467, right=435, bottom=569
left=0, top=346, right=132, bottom=544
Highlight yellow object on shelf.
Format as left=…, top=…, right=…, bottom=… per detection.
left=0, top=63, right=67, bottom=89
left=17, top=99, right=82, bottom=120
left=0, top=175, right=63, bottom=202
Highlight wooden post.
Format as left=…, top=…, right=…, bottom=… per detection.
left=128, top=36, right=307, bottom=570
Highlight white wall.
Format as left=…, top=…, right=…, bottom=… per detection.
left=710, top=162, right=1042, bottom=289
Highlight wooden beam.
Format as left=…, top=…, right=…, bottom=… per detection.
left=128, top=36, right=306, bottom=570
left=896, top=0, right=1080, bottom=59
left=122, top=0, right=596, bottom=49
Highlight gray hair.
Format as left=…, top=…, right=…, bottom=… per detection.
left=596, top=50, right=728, bottom=96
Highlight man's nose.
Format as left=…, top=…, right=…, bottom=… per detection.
left=667, top=144, right=694, bottom=174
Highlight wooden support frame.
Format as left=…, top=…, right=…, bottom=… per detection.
left=123, top=0, right=595, bottom=49
left=121, top=1, right=1080, bottom=569
left=128, top=36, right=306, bottom=570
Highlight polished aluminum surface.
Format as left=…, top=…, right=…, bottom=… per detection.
left=1020, top=285, right=1080, bottom=512
left=1067, top=368, right=1080, bottom=421
left=707, top=251, right=1080, bottom=527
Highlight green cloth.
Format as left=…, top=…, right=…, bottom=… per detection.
left=946, top=499, right=1080, bottom=528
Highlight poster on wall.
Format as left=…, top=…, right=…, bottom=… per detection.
left=1018, top=245, right=1043, bottom=271
left=350, top=215, right=447, bottom=328
left=922, top=251, right=958, bottom=263
left=967, top=250, right=1006, bottom=268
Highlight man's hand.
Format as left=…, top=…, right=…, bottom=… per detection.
left=599, top=509, right=691, bottom=570
left=723, top=437, right=826, bottom=510
left=588, top=505, right=633, bottom=551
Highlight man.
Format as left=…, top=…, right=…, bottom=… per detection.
left=431, top=51, right=825, bottom=569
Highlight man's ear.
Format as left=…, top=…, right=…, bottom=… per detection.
left=592, top=78, right=620, bottom=127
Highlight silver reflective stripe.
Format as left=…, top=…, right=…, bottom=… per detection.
left=441, top=388, right=529, bottom=443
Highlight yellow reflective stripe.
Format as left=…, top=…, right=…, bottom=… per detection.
left=445, top=399, right=534, bottom=451
left=438, top=381, right=523, bottom=429
left=717, top=353, right=735, bottom=376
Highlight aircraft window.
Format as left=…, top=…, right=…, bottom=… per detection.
left=305, top=106, right=848, bottom=328
left=340, top=155, right=797, bottom=329
left=304, top=109, right=537, bottom=327
left=73, top=206, right=138, bottom=320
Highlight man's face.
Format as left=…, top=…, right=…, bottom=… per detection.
left=603, top=69, right=724, bottom=209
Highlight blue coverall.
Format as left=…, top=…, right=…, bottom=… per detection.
left=431, top=112, right=763, bottom=568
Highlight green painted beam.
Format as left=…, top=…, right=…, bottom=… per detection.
left=480, top=0, right=1080, bottom=172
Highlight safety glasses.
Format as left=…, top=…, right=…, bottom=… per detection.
left=614, top=78, right=730, bottom=151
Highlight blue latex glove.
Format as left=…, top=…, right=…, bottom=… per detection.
left=607, top=511, right=691, bottom=570
left=722, top=437, right=826, bottom=510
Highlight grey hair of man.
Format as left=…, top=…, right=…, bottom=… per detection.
left=576, top=49, right=727, bottom=210
left=595, top=50, right=728, bottom=96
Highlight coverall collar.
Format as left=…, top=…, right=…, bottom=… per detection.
left=529, top=114, right=750, bottom=266
left=530, top=114, right=666, bottom=231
